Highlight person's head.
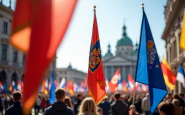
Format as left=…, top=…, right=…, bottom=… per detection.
left=65, top=96, right=73, bottom=109
left=13, top=91, right=22, bottom=102
left=172, top=99, right=180, bottom=106
left=167, top=93, right=172, bottom=99
left=179, top=93, right=184, bottom=99
left=146, top=93, right=149, bottom=98
left=97, top=107, right=103, bottom=115
left=77, top=93, right=83, bottom=101
left=173, top=94, right=179, bottom=99
left=79, top=97, right=97, bottom=114
left=114, top=92, right=121, bottom=100
left=104, top=96, right=109, bottom=102
left=55, top=88, right=65, bottom=102
left=158, top=101, right=175, bottom=115
left=121, top=95, right=125, bottom=102
left=129, top=105, right=136, bottom=115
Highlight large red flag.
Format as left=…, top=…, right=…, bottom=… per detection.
left=87, top=8, right=106, bottom=104
left=10, top=0, right=77, bottom=114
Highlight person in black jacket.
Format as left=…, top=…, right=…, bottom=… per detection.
left=5, top=91, right=25, bottom=115
left=100, top=96, right=111, bottom=115
left=74, top=93, right=83, bottom=115
left=45, top=88, right=74, bottom=115
left=111, top=92, right=128, bottom=115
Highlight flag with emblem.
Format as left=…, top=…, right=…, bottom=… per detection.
left=10, top=0, right=77, bottom=114
left=87, top=8, right=106, bottom=104
left=109, top=69, right=121, bottom=92
left=135, top=8, right=167, bottom=113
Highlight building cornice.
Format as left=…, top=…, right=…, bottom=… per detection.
left=0, top=4, right=13, bottom=14
left=162, top=0, right=184, bottom=40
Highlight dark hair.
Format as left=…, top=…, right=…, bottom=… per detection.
left=158, top=102, right=175, bottom=115
left=179, top=93, right=184, bottom=97
left=13, top=91, right=22, bottom=101
left=168, top=93, right=172, bottom=96
left=77, top=94, right=82, bottom=98
left=114, top=92, right=121, bottom=100
left=55, top=88, right=65, bottom=99
left=173, top=94, right=179, bottom=99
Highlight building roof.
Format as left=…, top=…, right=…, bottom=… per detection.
left=117, top=25, right=133, bottom=47
left=104, top=44, right=113, bottom=57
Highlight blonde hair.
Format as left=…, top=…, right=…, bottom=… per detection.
left=78, top=97, right=98, bottom=115
left=65, top=96, right=73, bottom=109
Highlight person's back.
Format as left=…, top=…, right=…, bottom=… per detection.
left=172, top=99, right=183, bottom=115
left=5, top=91, right=24, bottom=115
left=142, top=93, right=150, bottom=115
left=45, top=88, right=74, bottom=115
left=111, top=92, right=128, bottom=115
left=45, top=101, right=74, bottom=115
left=100, top=97, right=110, bottom=115
left=74, top=94, right=83, bottom=115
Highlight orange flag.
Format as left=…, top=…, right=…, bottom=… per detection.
left=161, top=57, right=176, bottom=90
left=67, top=81, right=74, bottom=95
left=10, top=0, right=77, bottom=114
left=87, top=7, right=106, bottom=104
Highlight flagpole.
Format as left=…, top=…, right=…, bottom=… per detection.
left=132, top=3, right=144, bottom=106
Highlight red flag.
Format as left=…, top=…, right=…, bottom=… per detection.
left=66, top=81, right=74, bottom=95
left=109, top=69, right=121, bottom=92
left=122, top=80, right=128, bottom=92
left=87, top=8, right=106, bottom=104
left=10, top=0, right=77, bottom=114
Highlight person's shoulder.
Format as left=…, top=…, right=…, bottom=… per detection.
left=5, top=105, right=14, bottom=115
left=45, top=106, right=52, bottom=112
left=66, top=106, right=75, bottom=114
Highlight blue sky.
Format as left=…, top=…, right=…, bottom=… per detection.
left=5, top=0, right=167, bottom=73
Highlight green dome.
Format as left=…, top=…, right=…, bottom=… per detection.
left=105, top=44, right=113, bottom=57
left=117, top=25, right=133, bottom=47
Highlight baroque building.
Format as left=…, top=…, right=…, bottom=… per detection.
left=0, top=1, right=56, bottom=88
left=162, top=0, right=185, bottom=93
left=102, top=24, right=138, bottom=81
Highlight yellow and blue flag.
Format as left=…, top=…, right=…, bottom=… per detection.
left=135, top=8, right=167, bottom=112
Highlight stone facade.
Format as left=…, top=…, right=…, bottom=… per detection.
left=103, top=25, right=138, bottom=81
left=0, top=1, right=56, bottom=88
left=162, top=0, right=185, bottom=93
left=56, top=64, right=87, bottom=84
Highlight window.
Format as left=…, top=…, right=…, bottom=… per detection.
left=2, top=44, right=7, bottom=60
left=3, top=21, right=8, bottom=34
left=13, top=51, right=18, bottom=62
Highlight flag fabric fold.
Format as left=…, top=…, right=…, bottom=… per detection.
left=10, top=0, right=77, bottom=114
left=87, top=10, right=106, bottom=104
left=135, top=8, right=167, bottom=113
left=177, top=65, right=185, bottom=88
left=161, top=57, right=176, bottom=90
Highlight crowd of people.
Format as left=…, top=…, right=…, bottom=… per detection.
left=0, top=90, right=184, bottom=115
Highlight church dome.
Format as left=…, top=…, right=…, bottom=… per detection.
left=105, top=44, right=113, bottom=57
left=117, top=25, right=133, bottom=47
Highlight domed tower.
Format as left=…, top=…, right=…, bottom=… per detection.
left=104, top=43, right=113, bottom=58
left=116, top=25, right=133, bottom=55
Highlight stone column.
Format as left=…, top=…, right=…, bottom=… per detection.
left=104, top=66, right=107, bottom=78
left=111, top=66, right=114, bottom=78
left=175, top=30, right=180, bottom=61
